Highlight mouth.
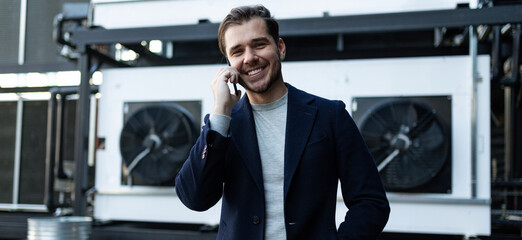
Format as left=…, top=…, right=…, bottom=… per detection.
left=246, top=67, right=264, bottom=76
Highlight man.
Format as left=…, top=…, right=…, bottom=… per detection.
left=175, top=5, right=390, bottom=240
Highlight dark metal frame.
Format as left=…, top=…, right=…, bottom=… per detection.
left=67, top=4, right=522, bottom=230
left=45, top=86, right=98, bottom=214
left=0, top=62, right=78, bottom=74
left=70, top=5, right=522, bottom=45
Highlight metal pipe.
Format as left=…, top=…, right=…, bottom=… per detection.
left=505, top=87, right=512, bottom=181
left=88, top=95, right=97, bottom=167
left=491, top=26, right=501, bottom=82
left=18, top=0, right=27, bottom=65
left=56, top=94, right=68, bottom=179
left=510, top=25, right=521, bottom=212
left=12, top=97, right=23, bottom=205
left=44, top=90, right=59, bottom=212
left=469, top=25, right=478, bottom=198
left=504, top=24, right=521, bottom=182
left=73, top=53, right=92, bottom=216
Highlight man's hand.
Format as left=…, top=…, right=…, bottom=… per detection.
left=211, top=67, right=242, bottom=116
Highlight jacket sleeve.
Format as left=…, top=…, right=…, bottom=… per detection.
left=175, top=114, right=229, bottom=211
left=334, top=101, right=391, bottom=239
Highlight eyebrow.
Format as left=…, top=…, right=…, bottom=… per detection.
left=228, top=37, right=271, bottom=53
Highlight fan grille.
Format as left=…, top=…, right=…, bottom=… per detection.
left=119, top=103, right=198, bottom=185
left=358, top=99, right=450, bottom=190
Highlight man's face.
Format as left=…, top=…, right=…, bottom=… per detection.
left=224, top=17, right=286, bottom=94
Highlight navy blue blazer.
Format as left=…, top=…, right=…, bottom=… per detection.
left=175, top=84, right=390, bottom=240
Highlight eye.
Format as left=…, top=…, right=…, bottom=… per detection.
left=230, top=49, right=243, bottom=56
left=255, top=42, right=267, bottom=48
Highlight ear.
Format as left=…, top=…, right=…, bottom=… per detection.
left=278, top=38, right=286, bottom=61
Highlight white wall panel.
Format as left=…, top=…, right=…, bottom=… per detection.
left=91, top=0, right=471, bottom=29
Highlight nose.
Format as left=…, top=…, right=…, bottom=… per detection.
left=243, top=47, right=257, bottom=65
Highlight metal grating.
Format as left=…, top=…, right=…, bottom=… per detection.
left=24, top=0, right=89, bottom=65
left=19, top=101, right=48, bottom=204
left=0, top=102, right=18, bottom=203
left=0, top=0, right=21, bottom=65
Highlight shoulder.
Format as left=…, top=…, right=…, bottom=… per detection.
left=287, top=83, right=346, bottom=110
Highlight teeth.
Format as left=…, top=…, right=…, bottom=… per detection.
left=248, top=68, right=262, bottom=76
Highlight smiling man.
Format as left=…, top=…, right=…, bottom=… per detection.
left=175, top=5, right=390, bottom=240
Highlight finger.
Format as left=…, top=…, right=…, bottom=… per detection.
left=228, top=66, right=239, bottom=74
left=219, top=69, right=234, bottom=83
left=229, top=73, right=237, bottom=84
left=215, top=67, right=231, bottom=80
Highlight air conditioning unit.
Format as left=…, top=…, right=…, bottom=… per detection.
left=95, top=65, right=222, bottom=224
left=94, top=55, right=490, bottom=236
left=281, top=56, right=490, bottom=236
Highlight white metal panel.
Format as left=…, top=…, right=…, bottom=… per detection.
left=335, top=199, right=490, bottom=236
left=94, top=192, right=221, bottom=224
left=382, top=201, right=489, bottom=236
left=475, top=57, right=491, bottom=200
left=91, top=0, right=471, bottom=29
left=95, top=64, right=224, bottom=224
left=96, top=64, right=221, bottom=190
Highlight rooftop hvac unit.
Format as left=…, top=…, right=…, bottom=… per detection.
left=94, top=56, right=490, bottom=237
left=279, top=56, right=490, bottom=236
left=94, top=65, right=221, bottom=224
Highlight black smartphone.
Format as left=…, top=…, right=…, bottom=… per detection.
left=226, top=59, right=239, bottom=95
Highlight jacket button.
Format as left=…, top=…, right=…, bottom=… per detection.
left=252, top=216, right=260, bottom=224
left=201, top=145, right=207, bottom=159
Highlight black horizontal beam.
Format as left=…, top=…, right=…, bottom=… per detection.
left=0, top=85, right=99, bottom=94
left=492, top=179, right=522, bottom=187
left=0, top=86, right=52, bottom=93
left=70, top=5, right=522, bottom=47
left=280, top=4, right=522, bottom=36
left=71, top=23, right=219, bottom=46
left=0, top=62, right=77, bottom=74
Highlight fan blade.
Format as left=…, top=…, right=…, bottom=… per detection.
left=408, top=109, right=436, bottom=138
left=154, top=107, right=175, bottom=133
left=369, top=110, right=393, bottom=132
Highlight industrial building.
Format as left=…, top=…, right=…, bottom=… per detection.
left=0, top=0, right=521, bottom=239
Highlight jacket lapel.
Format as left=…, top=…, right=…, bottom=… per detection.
left=230, top=96, right=264, bottom=194
left=284, top=84, right=317, bottom=198
left=229, top=84, right=317, bottom=198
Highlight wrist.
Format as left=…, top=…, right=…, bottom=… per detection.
left=212, top=105, right=232, bottom=116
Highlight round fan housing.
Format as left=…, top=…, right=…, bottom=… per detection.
left=119, top=103, right=198, bottom=185
left=357, top=99, right=451, bottom=191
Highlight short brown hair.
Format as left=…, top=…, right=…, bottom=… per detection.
left=218, top=5, right=279, bottom=57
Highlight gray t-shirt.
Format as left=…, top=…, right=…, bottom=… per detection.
left=251, top=93, right=288, bottom=240
left=209, top=92, right=288, bottom=240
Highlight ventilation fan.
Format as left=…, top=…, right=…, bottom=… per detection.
left=356, top=98, right=451, bottom=191
left=119, top=103, right=198, bottom=185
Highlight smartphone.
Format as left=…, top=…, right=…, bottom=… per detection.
left=226, top=59, right=239, bottom=95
